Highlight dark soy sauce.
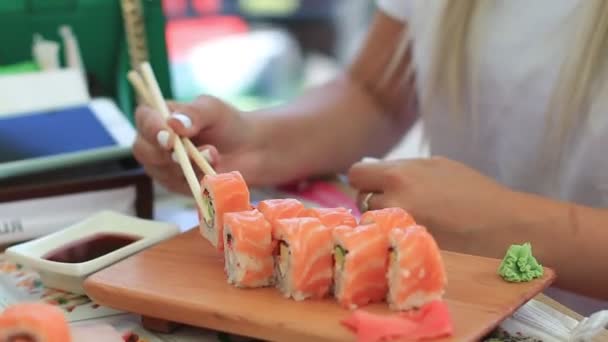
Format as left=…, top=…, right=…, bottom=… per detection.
left=43, top=233, right=141, bottom=263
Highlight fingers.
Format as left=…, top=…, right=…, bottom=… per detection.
left=348, top=160, right=396, bottom=192
left=367, top=192, right=394, bottom=210
left=133, top=96, right=228, bottom=196
left=132, top=137, right=173, bottom=167
left=135, top=105, right=175, bottom=151
left=167, top=96, right=223, bottom=137
left=350, top=158, right=422, bottom=212
left=197, top=144, right=220, bottom=166
left=144, top=165, right=190, bottom=195
left=357, top=191, right=374, bottom=212
left=348, top=158, right=426, bottom=193
left=169, top=144, right=217, bottom=168
left=356, top=191, right=392, bottom=212
left=133, top=137, right=191, bottom=194
left=156, top=130, right=175, bottom=151
left=167, top=111, right=194, bottom=136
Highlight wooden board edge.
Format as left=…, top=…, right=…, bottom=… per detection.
left=83, top=268, right=557, bottom=342
left=141, top=316, right=182, bottom=333
left=83, top=278, right=340, bottom=342
left=82, top=229, right=560, bottom=342
left=472, top=267, right=557, bottom=341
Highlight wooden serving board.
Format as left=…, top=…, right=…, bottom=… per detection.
left=84, top=229, right=555, bottom=342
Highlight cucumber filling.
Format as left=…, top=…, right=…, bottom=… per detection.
left=334, top=245, right=347, bottom=270
left=201, top=189, right=215, bottom=228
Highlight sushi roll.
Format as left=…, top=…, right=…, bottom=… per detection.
left=200, top=171, right=251, bottom=250
left=223, top=209, right=275, bottom=288
left=387, top=225, right=447, bottom=311
left=333, top=223, right=389, bottom=309
left=257, top=198, right=308, bottom=226
left=307, top=207, right=357, bottom=228
left=273, top=217, right=333, bottom=300
left=360, top=207, right=416, bottom=233
left=0, top=302, right=71, bottom=342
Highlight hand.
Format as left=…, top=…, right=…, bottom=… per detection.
left=348, top=157, right=519, bottom=257
left=71, top=324, right=124, bottom=342
left=132, top=95, right=261, bottom=194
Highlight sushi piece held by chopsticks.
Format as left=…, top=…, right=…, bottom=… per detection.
left=200, top=171, right=251, bottom=250
left=127, top=62, right=217, bottom=226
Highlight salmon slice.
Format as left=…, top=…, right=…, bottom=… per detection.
left=307, top=207, right=357, bottom=228
left=257, top=199, right=308, bottom=226
left=272, top=217, right=333, bottom=300
left=0, top=302, right=71, bottom=342
left=223, top=209, right=274, bottom=288
left=333, top=224, right=389, bottom=309
left=359, top=208, right=416, bottom=233
left=258, top=198, right=309, bottom=255
left=200, top=171, right=251, bottom=251
left=387, top=225, right=447, bottom=310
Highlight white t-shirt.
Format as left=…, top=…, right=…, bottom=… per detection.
left=377, top=0, right=608, bottom=315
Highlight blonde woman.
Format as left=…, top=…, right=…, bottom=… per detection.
left=133, top=1, right=608, bottom=314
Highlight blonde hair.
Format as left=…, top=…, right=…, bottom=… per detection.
left=393, top=1, right=608, bottom=180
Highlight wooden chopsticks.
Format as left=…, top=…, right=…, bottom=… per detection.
left=127, top=62, right=216, bottom=220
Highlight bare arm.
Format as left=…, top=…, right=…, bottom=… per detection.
left=132, top=11, right=418, bottom=192
left=248, top=12, right=418, bottom=183
left=507, top=191, right=608, bottom=299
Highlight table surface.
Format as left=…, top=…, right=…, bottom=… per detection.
left=2, top=183, right=604, bottom=341
left=0, top=242, right=589, bottom=319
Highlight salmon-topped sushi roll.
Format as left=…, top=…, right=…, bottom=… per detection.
left=223, top=209, right=274, bottom=288
left=273, top=217, right=333, bottom=300
left=200, top=171, right=251, bottom=250
left=333, top=223, right=389, bottom=309
left=308, top=207, right=357, bottom=228
left=257, top=199, right=308, bottom=226
left=387, top=225, right=447, bottom=311
left=360, top=208, right=416, bottom=233
left=0, top=302, right=71, bottom=342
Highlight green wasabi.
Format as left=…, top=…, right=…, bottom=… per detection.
left=498, top=243, right=544, bottom=282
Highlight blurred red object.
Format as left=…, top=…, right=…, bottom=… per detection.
left=162, top=0, right=188, bottom=17
left=193, top=0, right=221, bottom=14
left=165, top=16, right=249, bottom=61
left=163, top=0, right=221, bottom=17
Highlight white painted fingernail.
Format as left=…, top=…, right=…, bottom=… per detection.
left=157, top=130, right=170, bottom=148
left=361, top=157, right=381, bottom=164
left=201, top=149, right=212, bottom=163
left=171, top=112, right=192, bottom=129
left=171, top=151, right=178, bottom=163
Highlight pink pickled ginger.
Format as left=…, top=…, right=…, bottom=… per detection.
left=341, top=300, right=453, bottom=342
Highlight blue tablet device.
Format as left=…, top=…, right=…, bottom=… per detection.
left=0, top=98, right=135, bottom=179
